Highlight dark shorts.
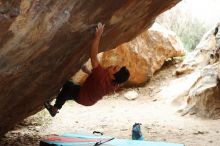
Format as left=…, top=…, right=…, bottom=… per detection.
left=54, top=80, right=80, bottom=109
left=60, top=80, right=80, bottom=99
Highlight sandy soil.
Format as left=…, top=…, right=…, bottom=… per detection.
left=1, top=62, right=220, bottom=146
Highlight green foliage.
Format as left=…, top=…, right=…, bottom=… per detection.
left=156, top=4, right=211, bottom=52
left=171, top=18, right=209, bottom=51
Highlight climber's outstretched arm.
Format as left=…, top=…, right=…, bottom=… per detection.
left=90, top=22, right=105, bottom=69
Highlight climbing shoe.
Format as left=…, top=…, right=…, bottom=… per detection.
left=44, top=101, right=58, bottom=117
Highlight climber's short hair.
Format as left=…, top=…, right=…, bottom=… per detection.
left=113, top=66, right=130, bottom=84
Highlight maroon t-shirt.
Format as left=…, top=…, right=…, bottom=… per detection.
left=76, top=65, right=118, bottom=106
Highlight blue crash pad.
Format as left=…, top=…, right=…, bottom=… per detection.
left=40, top=133, right=184, bottom=146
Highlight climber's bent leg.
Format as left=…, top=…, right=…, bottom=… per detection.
left=54, top=80, right=80, bottom=109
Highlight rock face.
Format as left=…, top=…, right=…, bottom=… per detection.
left=0, top=0, right=180, bottom=137
left=102, top=23, right=185, bottom=85
left=160, top=23, right=220, bottom=119
left=176, top=28, right=218, bottom=75
left=73, top=23, right=185, bottom=86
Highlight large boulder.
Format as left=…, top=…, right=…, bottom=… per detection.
left=74, top=23, right=185, bottom=86
left=101, top=23, right=185, bottom=86
left=0, top=0, right=181, bottom=137
left=160, top=23, right=220, bottom=119
left=176, top=26, right=219, bottom=75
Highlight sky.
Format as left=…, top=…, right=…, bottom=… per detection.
left=180, top=0, right=220, bottom=26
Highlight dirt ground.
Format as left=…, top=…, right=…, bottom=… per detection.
left=1, top=62, right=220, bottom=146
